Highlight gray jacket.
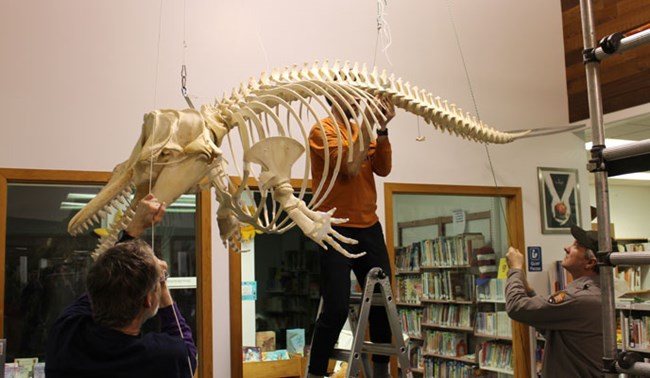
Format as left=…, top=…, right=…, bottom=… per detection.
left=505, top=268, right=603, bottom=378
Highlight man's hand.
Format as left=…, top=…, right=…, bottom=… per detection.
left=375, top=95, right=395, bottom=129
left=363, top=95, right=395, bottom=130
left=125, top=193, right=167, bottom=238
left=506, top=246, right=524, bottom=270
left=157, top=258, right=173, bottom=308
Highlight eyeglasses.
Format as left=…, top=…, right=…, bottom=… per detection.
left=160, top=270, right=169, bottom=284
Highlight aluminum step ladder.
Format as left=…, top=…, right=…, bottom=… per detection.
left=308, top=267, right=412, bottom=378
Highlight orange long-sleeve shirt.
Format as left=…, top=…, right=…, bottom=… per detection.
left=308, top=117, right=392, bottom=227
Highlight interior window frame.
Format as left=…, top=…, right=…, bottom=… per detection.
left=229, top=177, right=311, bottom=378
left=0, top=168, right=213, bottom=378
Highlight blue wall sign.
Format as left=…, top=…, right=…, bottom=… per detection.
left=527, top=246, right=543, bottom=272
left=242, top=281, right=257, bottom=301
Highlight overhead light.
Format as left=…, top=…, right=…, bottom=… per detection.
left=60, top=202, right=86, bottom=210
left=608, top=172, right=650, bottom=181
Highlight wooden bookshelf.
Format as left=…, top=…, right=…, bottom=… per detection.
left=243, top=354, right=306, bottom=378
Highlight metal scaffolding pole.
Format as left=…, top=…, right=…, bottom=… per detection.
left=578, top=2, right=618, bottom=375
left=579, top=1, right=650, bottom=376
left=594, top=27, right=650, bottom=61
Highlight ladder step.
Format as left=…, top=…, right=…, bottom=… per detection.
left=349, top=292, right=393, bottom=305
left=331, top=348, right=353, bottom=361
left=360, top=342, right=406, bottom=356
left=306, top=268, right=411, bottom=378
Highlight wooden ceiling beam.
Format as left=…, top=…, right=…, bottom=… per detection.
left=561, top=0, right=650, bottom=122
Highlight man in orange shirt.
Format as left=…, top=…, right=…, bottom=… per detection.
left=306, top=92, right=395, bottom=378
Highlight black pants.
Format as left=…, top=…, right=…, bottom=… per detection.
left=308, top=222, right=393, bottom=375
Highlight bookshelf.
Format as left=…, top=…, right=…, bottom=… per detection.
left=394, top=233, right=515, bottom=376
left=257, top=248, right=321, bottom=349
left=615, top=241, right=650, bottom=376
left=617, top=302, right=650, bottom=354
left=387, top=185, right=523, bottom=378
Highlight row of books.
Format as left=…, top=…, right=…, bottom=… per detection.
left=410, top=306, right=513, bottom=338
left=477, top=279, right=506, bottom=302
left=242, top=346, right=291, bottom=362
left=395, top=242, right=422, bottom=271
left=422, top=357, right=478, bottom=378
left=475, top=312, right=512, bottom=338
left=424, top=330, right=468, bottom=357
left=422, top=271, right=475, bottom=302
left=615, top=265, right=643, bottom=292
left=395, top=233, right=486, bottom=270
left=621, top=313, right=650, bottom=350
left=397, top=276, right=509, bottom=305
left=408, top=341, right=424, bottom=369
left=399, top=308, right=423, bottom=338
left=478, top=342, right=513, bottom=373
left=548, top=260, right=573, bottom=293
left=396, top=274, right=423, bottom=304
left=423, top=304, right=472, bottom=329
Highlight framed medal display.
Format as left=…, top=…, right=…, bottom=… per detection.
left=537, top=167, right=581, bottom=234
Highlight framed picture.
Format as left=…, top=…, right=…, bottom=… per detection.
left=537, top=167, right=581, bottom=234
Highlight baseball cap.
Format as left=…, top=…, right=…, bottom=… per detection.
left=570, top=224, right=617, bottom=252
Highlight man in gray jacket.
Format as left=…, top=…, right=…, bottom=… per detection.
left=505, top=225, right=610, bottom=378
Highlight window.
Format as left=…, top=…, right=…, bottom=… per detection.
left=0, top=169, right=212, bottom=377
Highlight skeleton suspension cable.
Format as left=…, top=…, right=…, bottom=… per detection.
left=146, top=105, right=194, bottom=378
left=373, top=0, right=392, bottom=68
left=446, top=0, right=514, bottom=247
left=180, top=0, right=195, bottom=110
left=240, top=0, right=270, bottom=73
left=152, top=0, right=164, bottom=109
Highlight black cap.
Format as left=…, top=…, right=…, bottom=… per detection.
left=570, top=224, right=617, bottom=252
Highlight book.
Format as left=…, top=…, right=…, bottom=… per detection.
left=262, top=349, right=290, bottom=361
left=548, top=260, right=574, bottom=293
left=497, top=257, right=509, bottom=279
left=463, top=233, right=486, bottom=267
left=286, top=328, right=305, bottom=355
left=256, top=330, right=276, bottom=352
left=33, top=363, right=45, bottom=378
left=14, top=358, right=38, bottom=378
left=242, top=346, right=262, bottom=362
left=476, top=245, right=498, bottom=279
left=0, top=339, right=5, bottom=378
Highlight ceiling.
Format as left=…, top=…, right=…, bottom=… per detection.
left=561, top=0, right=650, bottom=123
left=579, top=112, right=650, bottom=143
left=561, top=1, right=650, bottom=184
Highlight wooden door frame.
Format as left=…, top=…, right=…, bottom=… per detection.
left=383, top=182, right=530, bottom=377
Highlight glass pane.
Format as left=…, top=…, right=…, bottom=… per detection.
left=393, top=194, right=508, bottom=252
left=392, top=192, right=513, bottom=375
left=241, top=191, right=320, bottom=354
left=4, top=183, right=197, bottom=362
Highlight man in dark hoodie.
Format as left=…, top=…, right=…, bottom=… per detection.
left=45, top=193, right=197, bottom=378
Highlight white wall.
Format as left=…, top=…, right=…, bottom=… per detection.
left=590, top=183, right=650, bottom=239
left=3, top=1, right=647, bottom=375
